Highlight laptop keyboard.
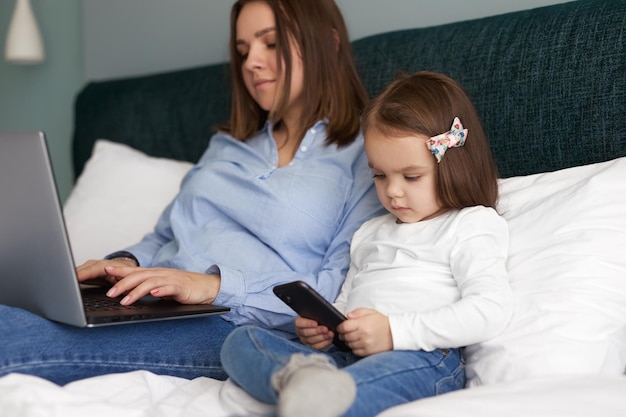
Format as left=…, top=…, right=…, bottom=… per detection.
left=83, top=295, right=148, bottom=311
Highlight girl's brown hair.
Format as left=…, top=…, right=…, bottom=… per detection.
left=222, top=0, right=368, bottom=147
left=362, top=71, right=499, bottom=209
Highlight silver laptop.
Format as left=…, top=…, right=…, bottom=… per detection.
left=0, top=131, right=229, bottom=327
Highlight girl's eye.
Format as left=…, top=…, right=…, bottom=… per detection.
left=372, top=173, right=385, bottom=180
left=405, top=176, right=419, bottom=182
left=266, top=42, right=276, bottom=49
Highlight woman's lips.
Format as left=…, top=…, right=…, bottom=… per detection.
left=254, top=79, right=273, bottom=89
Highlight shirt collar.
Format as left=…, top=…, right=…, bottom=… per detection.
left=262, top=119, right=328, bottom=134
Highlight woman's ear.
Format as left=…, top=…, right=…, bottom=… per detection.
left=332, top=29, right=340, bottom=52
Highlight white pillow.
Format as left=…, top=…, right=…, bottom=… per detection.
left=63, top=140, right=194, bottom=265
left=465, top=156, right=626, bottom=387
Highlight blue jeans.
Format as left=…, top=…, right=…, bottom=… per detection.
left=221, top=325, right=465, bottom=417
left=0, top=304, right=236, bottom=385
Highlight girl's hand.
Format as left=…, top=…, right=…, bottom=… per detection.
left=80, top=264, right=221, bottom=305
left=337, top=308, right=392, bottom=357
left=294, top=316, right=334, bottom=350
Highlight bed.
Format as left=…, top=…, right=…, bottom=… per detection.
left=1, top=0, right=625, bottom=415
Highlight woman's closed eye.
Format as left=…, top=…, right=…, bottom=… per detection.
left=236, top=47, right=249, bottom=60
left=237, top=42, right=276, bottom=61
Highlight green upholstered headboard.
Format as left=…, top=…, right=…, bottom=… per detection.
left=73, top=64, right=232, bottom=177
left=351, top=0, right=626, bottom=178
left=73, top=0, right=625, bottom=179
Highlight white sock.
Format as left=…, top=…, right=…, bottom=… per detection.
left=272, top=354, right=356, bottom=417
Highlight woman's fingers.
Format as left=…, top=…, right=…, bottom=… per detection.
left=75, top=258, right=137, bottom=283
left=104, top=267, right=219, bottom=305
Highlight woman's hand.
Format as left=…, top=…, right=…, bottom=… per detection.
left=337, top=308, right=392, bottom=357
left=76, top=260, right=221, bottom=305
left=105, top=266, right=221, bottom=305
left=76, top=258, right=138, bottom=286
left=294, top=316, right=334, bottom=350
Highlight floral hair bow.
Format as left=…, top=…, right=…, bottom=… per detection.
left=426, top=117, right=468, bottom=163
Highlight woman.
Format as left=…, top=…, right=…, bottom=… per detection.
left=0, top=0, right=382, bottom=385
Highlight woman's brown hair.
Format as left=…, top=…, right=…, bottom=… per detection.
left=362, top=71, right=499, bottom=209
left=223, top=0, right=368, bottom=147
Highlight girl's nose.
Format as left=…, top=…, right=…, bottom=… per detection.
left=386, top=180, right=404, bottom=198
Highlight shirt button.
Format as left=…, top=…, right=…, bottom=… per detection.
left=301, top=145, right=308, bottom=152
left=309, top=128, right=316, bottom=134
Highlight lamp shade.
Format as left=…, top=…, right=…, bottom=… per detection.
left=4, top=0, right=45, bottom=64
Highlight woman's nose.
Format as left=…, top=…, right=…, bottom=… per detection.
left=244, top=45, right=264, bottom=71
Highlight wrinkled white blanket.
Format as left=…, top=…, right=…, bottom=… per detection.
left=1, top=371, right=625, bottom=417
left=0, top=372, right=273, bottom=417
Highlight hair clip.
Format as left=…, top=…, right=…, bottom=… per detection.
left=426, top=117, right=468, bottom=163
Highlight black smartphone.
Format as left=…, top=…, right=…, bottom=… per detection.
left=273, top=280, right=349, bottom=351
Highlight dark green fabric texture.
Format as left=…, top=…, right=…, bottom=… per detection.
left=73, top=0, right=626, bottom=179
left=73, top=64, right=232, bottom=176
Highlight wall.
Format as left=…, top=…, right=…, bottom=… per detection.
left=83, top=0, right=573, bottom=81
left=0, top=0, right=82, bottom=201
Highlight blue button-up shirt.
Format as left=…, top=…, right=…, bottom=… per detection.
left=124, top=121, right=383, bottom=332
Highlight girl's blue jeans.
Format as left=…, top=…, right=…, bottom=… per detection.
left=0, top=304, right=236, bottom=385
left=221, top=325, right=465, bottom=417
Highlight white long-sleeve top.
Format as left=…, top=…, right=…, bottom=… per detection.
left=333, top=206, right=512, bottom=351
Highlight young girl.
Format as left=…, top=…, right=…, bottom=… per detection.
left=220, top=71, right=513, bottom=417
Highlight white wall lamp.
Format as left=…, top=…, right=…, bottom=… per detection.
left=4, top=0, right=45, bottom=64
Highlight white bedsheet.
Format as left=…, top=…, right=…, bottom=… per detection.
left=0, top=372, right=273, bottom=417
left=0, top=371, right=624, bottom=417
left=379, top=374, right=626, bottom=417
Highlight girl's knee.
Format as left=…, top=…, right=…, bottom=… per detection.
left=221, top=325, right=278, bottom=367
left=221, top=325, right=257, bottom=369
left=223, top=325, right=254, bottom=348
